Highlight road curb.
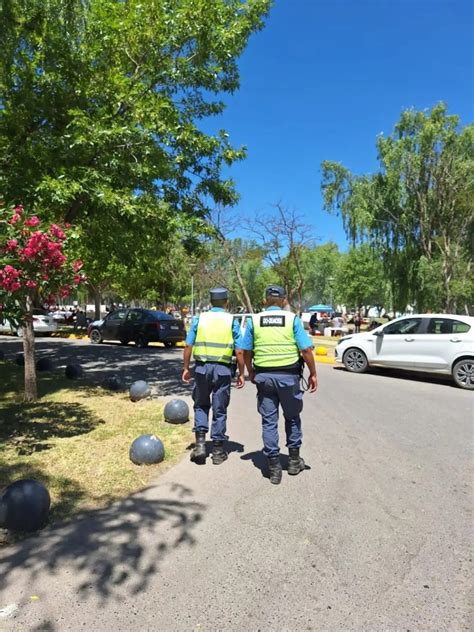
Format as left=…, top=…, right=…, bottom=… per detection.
left=314, top=356, right=335, bottom=364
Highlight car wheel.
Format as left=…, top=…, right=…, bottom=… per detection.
left=164, top=341, right=176, bottom=348
left=90, top=329, right=103, bottom=344
left=452, top=359, right=474, bottom=390
left=343, top=348, right=368, bottom=373
left=119, top=338, right=129, bottom=346
left=135, top=334, right=149, bottom=348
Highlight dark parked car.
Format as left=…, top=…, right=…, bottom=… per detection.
left=87, top=308, right=185, bottom=348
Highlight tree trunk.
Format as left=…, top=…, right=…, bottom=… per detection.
left=22, top=296, right=37, bottom=401
left=93, top=287, right=101, bottom=320
left=219, top=235, right=254, bottom=313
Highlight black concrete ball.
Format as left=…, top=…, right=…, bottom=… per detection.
left=15, top=353, right=25, bottom=366
left=103, top=375, right=125, bottom=391
left=0, top=479, right=51, bottom=532
left=164, top=399, right=189, bottom=424
left=129, top=434, right=165, bottom=465
left=129, top=380, right=151, bottom=402
left=65, top=364, right=83, bottom=379
left=36, top=357, right=53, bottom=372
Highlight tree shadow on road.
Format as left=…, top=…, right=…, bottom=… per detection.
left=0, top=482, right=205, bottom=603
left=0, top=338, right=191, bottom=398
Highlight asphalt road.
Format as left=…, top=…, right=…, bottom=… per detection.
left=0, top=337, right=472, bottom=631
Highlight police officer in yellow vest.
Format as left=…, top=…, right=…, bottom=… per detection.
left=238, top=285, right=318, bottom=484
left=182, top=288, right=245, bottom=465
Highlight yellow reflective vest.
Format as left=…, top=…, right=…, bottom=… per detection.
left=252, top=310, right=300, bottom=368
left=194, top=311, right=234, bottom=364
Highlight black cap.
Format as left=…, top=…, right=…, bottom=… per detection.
left=265, top=285, right=286, bottom=298
left=210, top=287, right=229, bottom=301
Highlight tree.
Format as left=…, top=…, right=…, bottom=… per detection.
left=247, top=203, right=316, bottom=311
left=0, top=0, right=272, bottom=295
left=336, top=245, right=387, bottom=312
left=300, top=242, right=341, bottom=307
left=0, top=204, right=84, bottom=400
left=322, top=104, right=474, bottom=313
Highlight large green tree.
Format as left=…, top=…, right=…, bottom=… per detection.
left=0, top=0, right=272, bottom=302
left=322, top=104, right=474, bottom=313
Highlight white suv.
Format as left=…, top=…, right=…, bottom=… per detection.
left=335, top=314, right=474, bottom=389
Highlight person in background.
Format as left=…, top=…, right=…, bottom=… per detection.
left=354, top=311, right=362, bottom=333
left=309, top=312, right=319, bottom=335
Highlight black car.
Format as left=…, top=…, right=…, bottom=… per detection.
left=88, top=308, right=186, bottom=348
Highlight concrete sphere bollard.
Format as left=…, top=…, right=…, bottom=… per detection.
left=65, top=364, right=83, bottom=379
left=103, top=375, right=125, bottom=391
left=129, top=380, right=151, bottom=402
left=0, top=479, right=51, bottom=532
left=15, top=353, right=25, bottom=366
left=164, top=399, right=189, bottom=424
left=129, top=435, right=165, bottom=465
left=36, top=357, right=53, bottom=372
left=315, top=346, right=328, bottom=356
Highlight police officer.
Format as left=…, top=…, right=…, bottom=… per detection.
left=238, top=285, right=317, bottom=484
left=182, top=288, right=245, bottom=465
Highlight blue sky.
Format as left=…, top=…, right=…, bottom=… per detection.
left=205, top=0, right=473, bottom=250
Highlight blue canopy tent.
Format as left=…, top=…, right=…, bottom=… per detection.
left=308, top=304, right=333, bottom=312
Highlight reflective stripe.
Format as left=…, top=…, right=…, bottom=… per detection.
left=194, top=341, right=233, bottom=349
left=194, top=354, right=232, bottom=364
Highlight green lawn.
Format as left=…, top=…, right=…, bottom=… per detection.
left=0, top=359, right=192, bottom=529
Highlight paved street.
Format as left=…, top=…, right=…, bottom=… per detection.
left=0, top=337, right=472, bottom=631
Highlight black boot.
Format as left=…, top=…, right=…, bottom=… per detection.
left=212, top=441, right=228, bottom=465
left=288, top=447, right=305, bottom=475
left=190, top=431, right=206, bottom=464
left=267, top=456, right=282, bottom=485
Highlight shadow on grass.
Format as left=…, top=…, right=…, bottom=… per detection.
left=0, top=482, right=205, bottom=603
left=0, top=400, right=104, bottom=456
left=0, top=463, right=89, bottom=523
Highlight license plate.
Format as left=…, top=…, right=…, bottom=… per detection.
left=170, top=326, right=179, bottom=330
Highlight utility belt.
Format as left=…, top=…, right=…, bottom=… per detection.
left=195, top=360, right=232, bottom=368
left=254, top=361, right=301, bottom=375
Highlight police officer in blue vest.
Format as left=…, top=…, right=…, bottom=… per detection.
left=238, top=285, right=318, bottom=484
left=182, top=288, right=245, bottom=465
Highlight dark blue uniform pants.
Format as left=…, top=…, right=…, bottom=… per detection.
left=192, top=363, right=231, bottom=441
left=254, top=372, right=303, bottom=457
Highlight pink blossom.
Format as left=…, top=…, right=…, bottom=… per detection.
left=6, top=239, right=18, bottom=252
left=73, top=260, right=83, bottom=273
left=50, top=224, right=66, bottom=241
left=26, top=280, right=38, bottom=288
left=24, top=216, right=41, bottom=227
left=9, top=212, right=21, bottom=225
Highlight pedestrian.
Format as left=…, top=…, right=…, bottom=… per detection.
left=237, top=285, right=318, bottom=485
left=354, top=311, right=361, bottom=333
left=309, top=311, right=319, bottom=335
left=182, top=287, right=245, bottom=465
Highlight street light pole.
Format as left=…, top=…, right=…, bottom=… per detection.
left=191, top=273, right=194, bottom=317
left=328, top=276, right=335, bottom=313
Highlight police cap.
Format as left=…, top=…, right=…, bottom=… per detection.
left=265, top=285, right=286, bottom=298
left=209, top=287, right=229, bottom=301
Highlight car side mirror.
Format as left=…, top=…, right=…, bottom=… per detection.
left=373, top=330, right=383, bottom=337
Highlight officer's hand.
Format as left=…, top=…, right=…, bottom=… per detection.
left=308, top=374, right=318, bottom=393
left=182, top=369, right=192, bottom=383
left=236, top=374, right=245, bottom=389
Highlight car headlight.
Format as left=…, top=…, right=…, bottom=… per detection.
left=337, top=336, right=352, bottom=345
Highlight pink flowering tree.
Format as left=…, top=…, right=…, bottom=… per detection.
left=0, top=204, right=85, bottom=401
